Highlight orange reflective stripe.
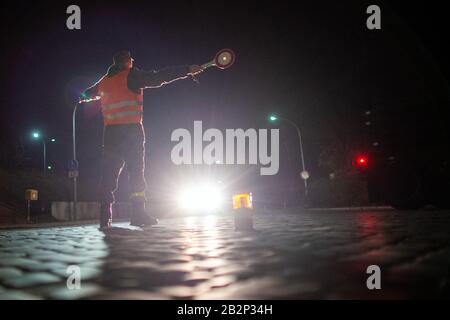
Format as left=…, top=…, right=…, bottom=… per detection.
left=104, top=111, right=143, bottom=121
left=102, top=104, right=143, bottom=115
left=104, top=116, right=142, bottom=126
left=102, top=100, right=143, bottom=111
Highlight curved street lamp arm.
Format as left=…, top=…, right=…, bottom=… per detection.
left=278, top=117, right=307, bottom=173
left=277, top=116, right=309, bottom=197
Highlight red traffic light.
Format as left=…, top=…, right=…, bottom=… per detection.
left=355, top=155, right=368, bottom=167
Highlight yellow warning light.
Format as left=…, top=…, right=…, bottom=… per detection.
left=232, top=192, right=253, bottom=210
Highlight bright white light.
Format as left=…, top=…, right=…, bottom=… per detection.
left=177, top=182, right=224, bottom=212
left=301, top=171, right=310, bottom=180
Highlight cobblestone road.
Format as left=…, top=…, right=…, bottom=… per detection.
left=1, top=209, right=450, bottom=299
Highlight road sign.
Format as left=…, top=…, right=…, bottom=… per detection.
left=68, top=159, right=79, bottom=171
left=68, top=170, right=79, bottom=178
left=25, top=189, right=38, bottom=223
left=25, top=189, right=38, bottom=201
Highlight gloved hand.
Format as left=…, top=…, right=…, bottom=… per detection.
left=188, top=64, right=203, bottom=76
left=79, top=93, right=101, bottom=103
left=79, top=92, right=88, bottom=103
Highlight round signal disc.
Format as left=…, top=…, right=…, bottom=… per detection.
left=214, top=49, right=235, bottom=69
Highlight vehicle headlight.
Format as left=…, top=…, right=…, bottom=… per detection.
left=177, top=182, right=224, bottom=212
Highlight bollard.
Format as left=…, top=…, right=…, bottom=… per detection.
left=232, top=192, right=253, bottom=230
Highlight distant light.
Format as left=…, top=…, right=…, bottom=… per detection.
left=365, top=110, right=371, bottom=116
left=372, top=142, right=379, bottom=147
left=32, top=132, right=40, bottom=139
left=365, top=121, right=371, bottom=126
left=356, top=155, right=368, bottom=167
left=51, top=138, right=56, bottom=142
left=301, top=171, right=310, bottom=180
left=268, top=115, right=278, bottom=122
left=47, top=165, right=52, bottom=170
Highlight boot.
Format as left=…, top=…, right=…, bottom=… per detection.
left=99, top=203, right=112, bottom=230
left=130, top=202, right=158, bottom=227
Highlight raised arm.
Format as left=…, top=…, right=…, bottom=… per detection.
left=81, top=83, right=99, bottom=101
left=80, top=75, right=105, bottom=102
left=129, top=65, right=203, bottom=90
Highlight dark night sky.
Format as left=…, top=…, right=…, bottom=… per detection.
left=1, top=0, right=449, bottom=202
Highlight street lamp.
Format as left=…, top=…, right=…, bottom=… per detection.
left=71, top=96, right=99, bottom=219
left=31, top=131, right=47, bottom=174
left=268, top=114, right=309, bottom=197
left=31, top=131, right=56, bottom=174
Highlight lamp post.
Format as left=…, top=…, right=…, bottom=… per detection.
left=72, top=102, right=79, bottom=221
left=42, top=138, right=46, bottom=174
left=31, top=132, right=56, bottom=174
left=72, top=96, right=100, bottom=220
left=268, top=114, right=309, bottom=197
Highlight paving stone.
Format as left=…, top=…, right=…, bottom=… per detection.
left=158, top=285, right=197, bottom=299
left=3, top=272, right=61, bottom=288
left=1, top=210, right=450, bottom=299
left=30, top=253, right=95, bottom=264
left=0, top=258, right=41, bottom=269
left=92, top=290, right=169, bottom=300
left=0, top=252, right=27, bottom=259
left=0, top=267, right=23, bottom=279
left=0, top=290, right=43, bottom=300
left=18, top=261, right=68, bottom=273
left=49, top=265, right=101, bottom=281
left=46, top=283, right=101, bottom=300
left=208, top=275, right=236, bottom=289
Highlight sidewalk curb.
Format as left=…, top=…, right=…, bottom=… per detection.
left=0, top=218, right=130, bottom=231
left=305, top=206, right=393, bottom=211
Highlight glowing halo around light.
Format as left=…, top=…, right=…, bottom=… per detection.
left=177, top=182, right=224, bottom=212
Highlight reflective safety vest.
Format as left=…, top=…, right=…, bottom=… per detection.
left=98, top=68, right=144, bottom=126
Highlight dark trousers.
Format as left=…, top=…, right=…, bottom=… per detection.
left=98, top=124, right=147, bottom=204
